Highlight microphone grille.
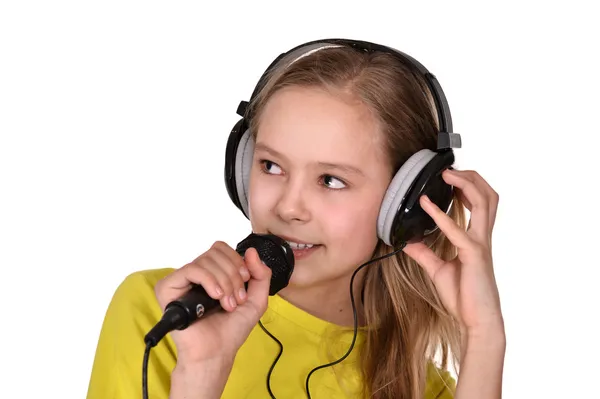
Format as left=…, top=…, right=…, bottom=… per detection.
left=236, top=233, right=295, bottom=295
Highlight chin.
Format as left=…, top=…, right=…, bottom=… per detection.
left=285, top=263, right=322, bottom=289
left=285, top=260, right=346, bottom=290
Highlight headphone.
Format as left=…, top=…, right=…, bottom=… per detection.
left=224, top=38, right=462, bottom=248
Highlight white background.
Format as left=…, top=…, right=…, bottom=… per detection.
left=1, top=1, right=598, bottom=398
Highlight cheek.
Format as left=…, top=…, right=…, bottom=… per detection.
left=321, top=194, right=381, bottom=248
left=248, top=169, right=276, bottom=222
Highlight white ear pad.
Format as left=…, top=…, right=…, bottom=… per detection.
left=234, top=128, right=254, bottom=217
left=377, top=149, right=437, bottom=246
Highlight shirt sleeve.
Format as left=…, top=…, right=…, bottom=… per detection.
left=86, top=269, right=177, bottom=399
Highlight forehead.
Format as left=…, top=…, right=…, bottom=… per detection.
left=255, top=86, right=386, bottom=167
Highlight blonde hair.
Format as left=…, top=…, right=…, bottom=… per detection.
left=247, top=43, right=466, bottom=398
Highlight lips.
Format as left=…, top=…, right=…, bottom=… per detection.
left=288, top=243, right=322, bottom=261
left=272, top=233, right=318, bottom=245
left=269, top=231, right=322, bottom=251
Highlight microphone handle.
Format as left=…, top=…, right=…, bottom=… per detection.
left=144, top=281, right=249, bottom=347
left=167, top=281, right=252, bottom=327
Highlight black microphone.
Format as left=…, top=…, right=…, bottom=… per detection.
left=143, top=233, right=294, bottom=347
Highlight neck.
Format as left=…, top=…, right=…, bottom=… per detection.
left=278, top=268, right=368, bottom=327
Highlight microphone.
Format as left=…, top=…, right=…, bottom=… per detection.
left=144, top=233, right=294, bottom=347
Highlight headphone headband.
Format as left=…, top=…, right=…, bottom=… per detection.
left=237, top=38, right=461, bottom=151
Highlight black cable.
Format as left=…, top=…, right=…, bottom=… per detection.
left=258, top=320, right=284, bottom=399
left=304, top=243, right=406, bottom=398
left=143, top=341, right=152, bottom=399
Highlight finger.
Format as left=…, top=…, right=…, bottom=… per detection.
left=459, top=170, right=500, bottom=230
left=453, top=170, right=499, bottom=230
left=442, top=170, right=473, bottom=231
left=212, top=241, right=251, bottom=282
left=402, top=241, right=445, bottom=282
left=451, top=187, right=473, bottom=231
left=454, top=184, right=473, bottom=212
left=200, top=257, right=241, bottom=312
left=207, top=245, right=248, bottom=305
left=420, top=194, right=472, bottom=249
left=243, top=247, right=272, bottom=309
left=472, top=171, right=500, bottom=229
left=441, top=170, right=489, bottom=242
left=156, top=263, right=224, bottom=310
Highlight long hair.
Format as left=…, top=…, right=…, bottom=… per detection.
left=247, top=44, right=466, bottom=398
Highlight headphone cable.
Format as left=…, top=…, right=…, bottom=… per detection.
left=258, top=319, right=284, bottom=399
left=259, top=242, right=406, bottom=399
left=304, top=243, right=406, bottom=398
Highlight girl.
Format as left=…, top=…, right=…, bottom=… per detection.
left=87, top=39, right=505, bottom=399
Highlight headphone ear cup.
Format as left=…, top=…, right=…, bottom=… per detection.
left=377, top=149, right=437, bottom=246
left=224, top=119, right=253, bottom=219
left=388, top=150, right=456, bottom=246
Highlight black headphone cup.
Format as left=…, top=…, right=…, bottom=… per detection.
left=390, top=180, right=453, bottom=245
left=390, top=153, right=455, bottom=245
left=421, top=152, right=455, bottom=214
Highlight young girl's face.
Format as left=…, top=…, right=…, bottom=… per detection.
left=248, top=86, right=393, bottom=289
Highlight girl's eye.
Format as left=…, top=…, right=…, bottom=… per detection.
left=259, top=159, right=347, bottom=190
left=322, top=175, right=346, bottom=190
left=260, top=160, right=283, bottom=175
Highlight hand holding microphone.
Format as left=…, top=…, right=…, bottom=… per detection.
left=146, top=233, right=294, bottom=366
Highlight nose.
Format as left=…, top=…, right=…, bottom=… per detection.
left=274, top=177, right=311, bottom=223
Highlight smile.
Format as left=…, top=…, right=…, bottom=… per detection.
left=286, top=241, right=316, bottom=249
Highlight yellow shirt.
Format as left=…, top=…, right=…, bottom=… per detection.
left=87, top=268, right=455, bottom=398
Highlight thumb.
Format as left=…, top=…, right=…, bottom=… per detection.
left=243, top=247, right=272, bottom=306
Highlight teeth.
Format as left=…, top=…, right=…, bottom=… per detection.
left=286, top=241, right=314, bottom=249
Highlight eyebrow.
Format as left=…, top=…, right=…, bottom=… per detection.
left=254, top=142, right=365, bottom=177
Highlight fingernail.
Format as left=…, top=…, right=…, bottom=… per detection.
left=238, top=287, right=246, bottom=300
left=239, top=266, right=250, bottom=279
left=215, top=285, right=224, bottom=296
left=229, top=295, right=237, bottom=308
left=422, top=194, right=431, bottom=203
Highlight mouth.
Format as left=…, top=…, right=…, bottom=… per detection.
left=273, top=233, right=320, bottom=247
left=269, top=232, right=323, bottom=259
